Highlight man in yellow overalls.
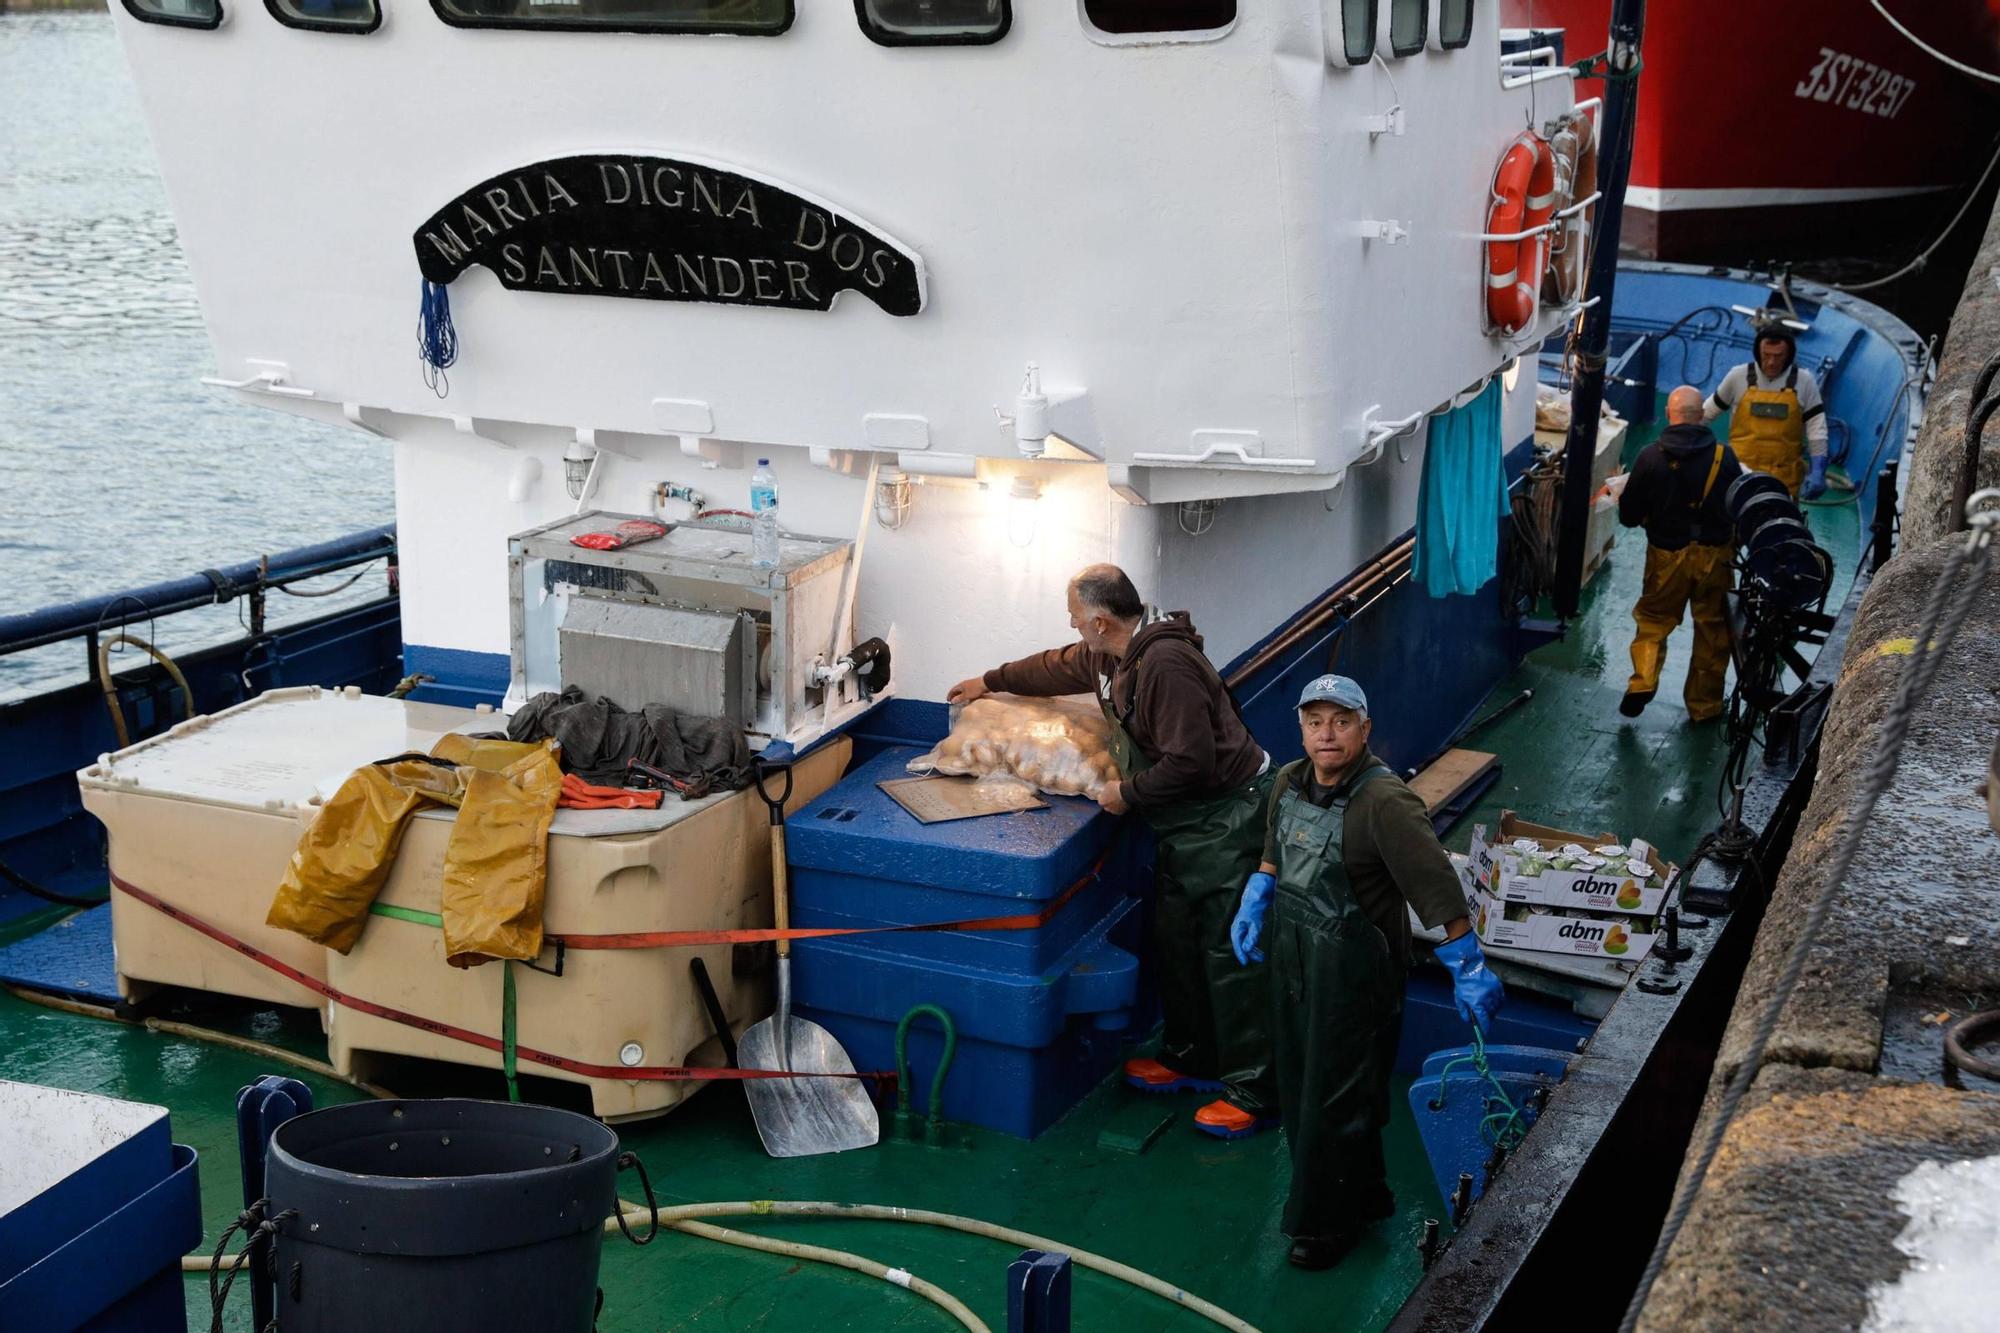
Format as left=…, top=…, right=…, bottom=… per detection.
left=1704, top=325, right=1828, bottom=500
left=1617, top=385, right=1745, bottom=721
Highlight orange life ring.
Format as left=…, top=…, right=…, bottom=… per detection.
left=1546, top=107, right=1598, bottom=304
left=1485, top=131, right=1557, bottom=336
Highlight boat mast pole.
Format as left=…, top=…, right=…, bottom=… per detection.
left=1552, top=0, right=1648, bottom=621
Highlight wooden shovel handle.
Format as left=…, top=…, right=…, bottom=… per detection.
left=772, top=823, right=791, bottom=958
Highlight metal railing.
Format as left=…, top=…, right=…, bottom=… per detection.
left=0, top=525, right=397, bottom=662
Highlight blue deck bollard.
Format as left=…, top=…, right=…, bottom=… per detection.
left=236, top=1074, right=314, bottom=1330
left=1007, top=1249, right=1072, bottom=1333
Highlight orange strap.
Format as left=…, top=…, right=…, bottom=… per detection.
left=557, top=772, right=664, bottom=810
left=108, top=872, right=884, bottom=1084
left=552, top=854, right=1104, bottom=950
left=108, top=849, right=1110, bottom=1084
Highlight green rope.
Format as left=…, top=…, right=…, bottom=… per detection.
left=894, top=1003, right=958, bottom=1138
left=368, top=902, right=444, bottom=928
left=502, top=960, right=521, bottom=1104
left=1430, top=1029, right=1528, bottom=1151
left=366, top=901, right=523, bottom=1101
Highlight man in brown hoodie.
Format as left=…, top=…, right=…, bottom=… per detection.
left=948, top=564, right=1278, bottom=1138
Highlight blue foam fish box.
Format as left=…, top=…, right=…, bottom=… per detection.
left=788, top=746, right=1144, bottom=1138
left=0, top=1081, right=202, bottom=1331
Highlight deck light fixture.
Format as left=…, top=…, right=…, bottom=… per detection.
left=564, top=436, right=600, bottom=501
left=1006, top=477, right=1041, bottom=548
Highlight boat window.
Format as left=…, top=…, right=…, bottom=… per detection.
left=120, top=0, right=223, bottom=29
left=430, top=0, right=791, bottom=35
left=1437, top=0, right=1472, bottom=50
left=266, top=0, right=380, bottom=33
left=1389, top=0, right=1423, bottom=55
left=1081, top=1, right=1235, bottom=37
left=858, top=0, right=1008, bottom=45
left=1341, top=0, right=1375, bottom=64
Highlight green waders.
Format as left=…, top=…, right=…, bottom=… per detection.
left=1106, top=709, right=1277, bottom=1114
left=1270, top=765, right=1402, bottom=1238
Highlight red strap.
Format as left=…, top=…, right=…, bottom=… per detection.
left=108, top=873, right=885, bottom=1086
left=552, top=855, right=1103, bottom=950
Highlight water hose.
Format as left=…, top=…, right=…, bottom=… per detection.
left=664, top=1217, right=987, bottom=1332
left=894, top=1003, right=957, bottom=1141
left=609, top=1200, right=1261, bottom=1333
left=95, top=632, right=194, bottom=750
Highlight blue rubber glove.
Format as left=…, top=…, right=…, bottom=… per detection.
left=1801, top=455, right=1828, bottom=501
left=1434, top=931, right=1504, bottom=1033
left=1230, top=872, right=1276, bottom=965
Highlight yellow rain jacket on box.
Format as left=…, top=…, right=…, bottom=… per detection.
left=266, top=734, right=563, bottom=967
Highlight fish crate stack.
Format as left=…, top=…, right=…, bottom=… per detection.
left=1461, top=812, right=1674, bottom=963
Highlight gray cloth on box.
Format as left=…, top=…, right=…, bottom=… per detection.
left=506, top=686, right=753, bottom=791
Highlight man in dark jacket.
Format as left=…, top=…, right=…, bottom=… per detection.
left=948, top=565, right=1278, bottom=1139
left=1616, top=384, right=1745, bottom=721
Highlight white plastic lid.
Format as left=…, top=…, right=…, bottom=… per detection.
left=77, top=687, right=487, bottom=813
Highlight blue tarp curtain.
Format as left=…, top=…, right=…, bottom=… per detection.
left=1413, top=379, right=1510, bottom=598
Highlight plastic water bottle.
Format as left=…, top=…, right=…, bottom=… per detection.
left=750, top=458, right=780, bottom=568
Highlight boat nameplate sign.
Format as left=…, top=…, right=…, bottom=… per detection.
left=414, top=154, right=926, bottom=317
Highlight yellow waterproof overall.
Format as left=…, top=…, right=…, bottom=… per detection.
left=265, top=734, right=563, bottom=967
left=1727, top=364, right=1806, bottom=497
left=1628, top=448, right=1733, bottom=721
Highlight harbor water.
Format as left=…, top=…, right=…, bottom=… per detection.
left=0, top=12, right=394, bottom=701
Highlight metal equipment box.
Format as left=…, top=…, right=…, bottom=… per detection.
left=507, top=512, right=874, bottom=752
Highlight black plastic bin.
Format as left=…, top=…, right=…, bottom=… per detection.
left=264, top=1099, right=619, bottom=1331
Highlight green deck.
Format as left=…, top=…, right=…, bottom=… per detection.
left=0, top=446, right=1863, bottom=1332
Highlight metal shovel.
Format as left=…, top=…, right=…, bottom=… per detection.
left=738, top=762, right=880, bottom=1158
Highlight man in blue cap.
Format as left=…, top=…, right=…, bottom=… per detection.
left=1230, top=674, right=1503, bottom=1270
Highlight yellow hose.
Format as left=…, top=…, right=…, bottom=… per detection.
left=610, top=1200, right=1262, bottom=1333
left=665, top=1218, right=988, bottom=1332
left=95, top=632, right=194, bottom=750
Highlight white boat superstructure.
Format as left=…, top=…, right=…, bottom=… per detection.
left=111, top=1, right=1585, bottom=703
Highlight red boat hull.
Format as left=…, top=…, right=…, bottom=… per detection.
left=1508, top=0, right=2000, bottom=259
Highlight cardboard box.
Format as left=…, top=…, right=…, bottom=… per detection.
left=1461, top=877, right=1660, bottom=961
left=1467, top=812, right=1674, bottom=916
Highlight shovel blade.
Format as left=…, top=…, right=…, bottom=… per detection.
left=738, top=1015, right=881, bottom=1158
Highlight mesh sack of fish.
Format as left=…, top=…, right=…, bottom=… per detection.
left=907, top=693, right=1122, bottom=799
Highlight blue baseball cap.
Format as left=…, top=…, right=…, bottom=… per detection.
left=1296, top=674, right=1368, bottom=716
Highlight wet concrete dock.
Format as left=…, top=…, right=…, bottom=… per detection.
left=1638, top=204, right=2000, bottom=1330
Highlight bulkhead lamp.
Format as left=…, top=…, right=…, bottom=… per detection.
left=1006, top=477, right=1041, bottom=548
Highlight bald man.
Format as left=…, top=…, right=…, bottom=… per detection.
left=1616, top=385, right=1745, bottom=721
left=949, top=565, right=1279, bottom=1139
